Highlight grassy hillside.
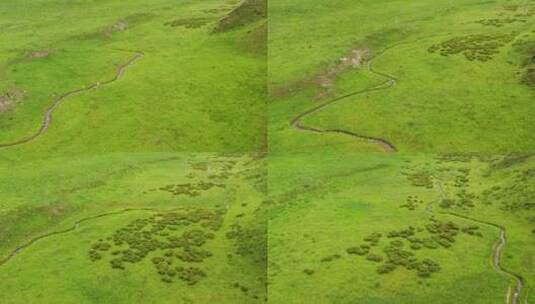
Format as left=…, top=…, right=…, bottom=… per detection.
left=0, top=0, right=266, bottom=153
left=0, top=152, right=267, bottom=303
left=269, top=0, right=535, bottom=153
left=267, top=152, right=535, bottom=303
left=1, top=0, right=534, bottom=303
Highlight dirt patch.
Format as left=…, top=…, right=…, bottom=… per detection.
left=0, top=97, right=11, bottom=112
left=28, top=50, right=50, bottom=59
left=112, top=21, right=128, bottom=32
left=270, top=48, right=369, bottom=100
left=270, top=28, right=409, bottom=101
left=0, top=88, right=24, bottom=112
left=103, top=21, right=129, bottom=38
left=314, top=48, right=369, bottom=99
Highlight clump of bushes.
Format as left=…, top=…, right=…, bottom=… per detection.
left=410, top=242, right=422, bottom=250
left=403, top=169, right=434, bottom=188
left=387, top=226, right=415, bottom=239
left=366, top=253, right=384, bottom=263
left=344, top=216, right=475, bottom=279
left=87, top=208, right=224, bottom=285
left=176, top=266, right=206, bottom=285
left=91, top=241, right=111, bottom=251
left=400, top=195, right=424, bottom=210
left=424, top=219, right=480, bottom=248
left=176, top=246, right=212, bottom=263
left=422, top=238, right=439, bottom=249
left=439, top=198, right=455, bottom=208
left=414, top=259, right=441, bottom=278
left=455, top=189, right=476, bottom=208
left=88, top=250, right=101, bottom=261
left=461, top=225, right=483, bottom=237
left=347, top=245, right=370, bottom=256
left=363, top=232, right=382, bottom=245
left=390, top=240, right=404, bottom=247
left=476, top=18, right=525, bottom=27
left=376, top=245, right=441, bottom=278
left=321, top=254, right=341, bottom=262
left=376, top=262, right=397, bottom=274
left=428, top=33, right=516, bottom=62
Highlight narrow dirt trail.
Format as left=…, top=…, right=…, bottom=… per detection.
left=290, top=44, right=401, bottom=152
left=0, top=206, right=176, bottom=268
left=431, top=178, right=526, bottom=304
left=0, top=51, right=144, bottom=149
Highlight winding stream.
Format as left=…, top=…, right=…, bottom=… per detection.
left=432, top=179, right=525, bottom=304
left=0, top=51, right=143, bottom=149
left=290, top=44, right=400, bottom=152
left=0, top=207, right=174, bottom=268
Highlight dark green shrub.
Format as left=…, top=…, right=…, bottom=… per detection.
left=366, top=253, right=384, bottom=262
left=376, top=263, right=396, bottom=274
left=303, top=269, right=314, bottom=275
left=347, top=246, right=369, bottom=256
left=321, top=254, right=341, bottom=262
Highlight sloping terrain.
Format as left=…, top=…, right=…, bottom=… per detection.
left=268, top=153, right=535, bottom=303
left=0, top=153, right=267, bottom=303
left=269, top=0, right=535, bottom=153
left=1, top=1, right=533, bottom=303
left=0, top=0, right=266, bottom=153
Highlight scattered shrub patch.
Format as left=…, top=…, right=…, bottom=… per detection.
left=321, top=254, right=341, bottom=262
left=400, top=195, right=424, bottom=210
left=428, top=33, right=516, bottom=62
left=88, top=208, right=225, bottom=284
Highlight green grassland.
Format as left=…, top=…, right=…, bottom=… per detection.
left=269, top=0, right=535, bottom=153
left=0, top=0, right=266, bottom=153
left=267, top=153, right=535, bottom=303
left=1, top=0, right=534, bottom=303
left=0, top=152, right=267, bottom=303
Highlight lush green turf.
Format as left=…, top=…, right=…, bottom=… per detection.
left=269, top=0, right=535, bottom=153
left=267, top=152, right=535, bottom=303
left=0, top=152, right=267, bottom=303
left=1, top=0, right=534, bottom=303
left=0, top=0, right=266, bottom=153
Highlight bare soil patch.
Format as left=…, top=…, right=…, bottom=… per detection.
left=0, top=88, right=24, bottom=112
left=314, top=48, right=368, bottom=100
left=270, top=48, right=369, bottom=101
left=28, top=50, right=50, bottom=59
